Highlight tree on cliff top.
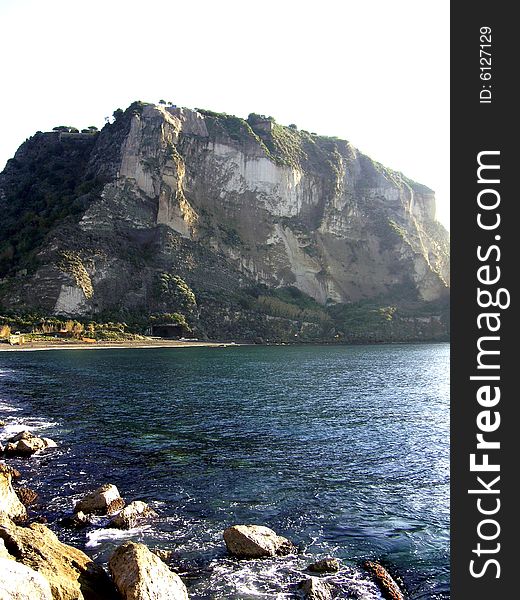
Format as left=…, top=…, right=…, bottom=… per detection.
left=52, top=126, right=79, bottom=133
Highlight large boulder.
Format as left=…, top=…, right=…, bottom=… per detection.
left=0, top=556, right=53, bottom=599
left=223, top=525, right=295, bottom=558
left=363, top=561, right=405, bottom=600
left=298, top=577, right=333, bottom=600
left=3, top=431, right=57, bottom=456
left=75, top=484, right=125, bottom=515
left=0, top=515, right=118, bottom=600
left=0, top=464, right=27, bottom=522
left=108, top=501, right=158, bottom=529
left=108, top=541, right=189, bottom=600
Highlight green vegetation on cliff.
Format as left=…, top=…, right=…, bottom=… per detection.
left=196, top=109, right=345, bottom=179
left=0, top=133, right=100, bottom=276
left=0, top=285, right=448, bottom=344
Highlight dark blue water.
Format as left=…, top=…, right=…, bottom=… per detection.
left=0, top=343, right=449, bottom=599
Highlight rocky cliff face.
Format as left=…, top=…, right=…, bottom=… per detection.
left=0, top=102, right=449, bottom=341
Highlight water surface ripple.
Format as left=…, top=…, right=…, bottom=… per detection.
left=0, top=343, right=449, bottom=599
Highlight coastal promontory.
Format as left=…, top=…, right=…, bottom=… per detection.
left=0, top=102, right=449, bottom=343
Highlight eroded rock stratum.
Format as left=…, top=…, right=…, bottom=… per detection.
left=0, top=102, right=449, bottom=342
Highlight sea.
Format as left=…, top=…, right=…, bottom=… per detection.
left=0, top=343, right=450, bottom=599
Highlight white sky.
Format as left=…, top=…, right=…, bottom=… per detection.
left=0, top=0, right=450, bottom=229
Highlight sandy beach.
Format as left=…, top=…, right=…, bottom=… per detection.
left=0, top=339, right=242, bottom=352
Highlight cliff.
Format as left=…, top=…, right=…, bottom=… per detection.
left=0, top=101, right=449, bottom=342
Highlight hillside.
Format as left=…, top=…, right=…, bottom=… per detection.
left=0, top=101, right=449, bottom=342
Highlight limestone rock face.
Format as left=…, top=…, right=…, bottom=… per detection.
left=0, top=102, right=449, bottom=341
left=75, top=484, right=125, bottom=515
left=0, top=516, right=118, bottom=600
left=223, top=524, right=295, bottom=558
left=0, top=464, right=27, bottom=522
left=108, top=541, right=189, bottom=600
left=299, top=577, right=333, bottom=600
left=0, top=557, right=54, bottom=600
left=108, top=501, right=158, bottom=529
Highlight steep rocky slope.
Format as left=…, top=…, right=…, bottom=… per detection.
left=0, top=102, right=449, bottom=341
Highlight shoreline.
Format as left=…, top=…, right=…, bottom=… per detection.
left=0, top=339, right=244, bottom=352
left=0, top=338, right=450, bottom=353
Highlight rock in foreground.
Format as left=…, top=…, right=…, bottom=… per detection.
left=0, top=464, right=27, bottom=521
left=0, top=556, right=53, bottom=599
left=363, top=560, right=405, bottom=600
left=108, top=500, right=158, bottom=529
left=109, top=541, right=189, bottom=600
left=298, top=576, right=333, bottom=600
left=0, top=515, right=118, bottom=599
left=4, top=431, right=57, bottom=456
left=223, top=525, right=295, bottom=558
left=75, top=483, right=125, bottom=515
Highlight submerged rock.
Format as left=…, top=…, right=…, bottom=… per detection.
left=109, top=541, right=189, bottom=599
left=363, top=560, right=405, bottom=600
left=0, top=515, right=118, bottom=599
left=15, top=487, right=39, bottom=507
left=0, top=556, right=53, bottom=599
left=108, top=500, right=158, bottom=529
left=0, top=464, right=27, bottom=522
left=74, top=483, right=125, bottom=515
left=4, top=431, right=57, bottom=456
left=307, top=557, right=340, bottom=573
left=223, top=524, right=295, bottom=558
left=60, top=510, right=90, bottom=529
left=298, top=576, right=333, bottom=600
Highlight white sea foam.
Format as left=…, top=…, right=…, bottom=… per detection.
left=0, top=416, right=58, bottom=442
left=0, top=399, right=21, bottom=413
left=202, top=555, right=383, bottom=599
left=85, top=525, right=153, bottom=548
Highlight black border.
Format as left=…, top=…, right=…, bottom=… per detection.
left=451, top=3, right=514, bottom=597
